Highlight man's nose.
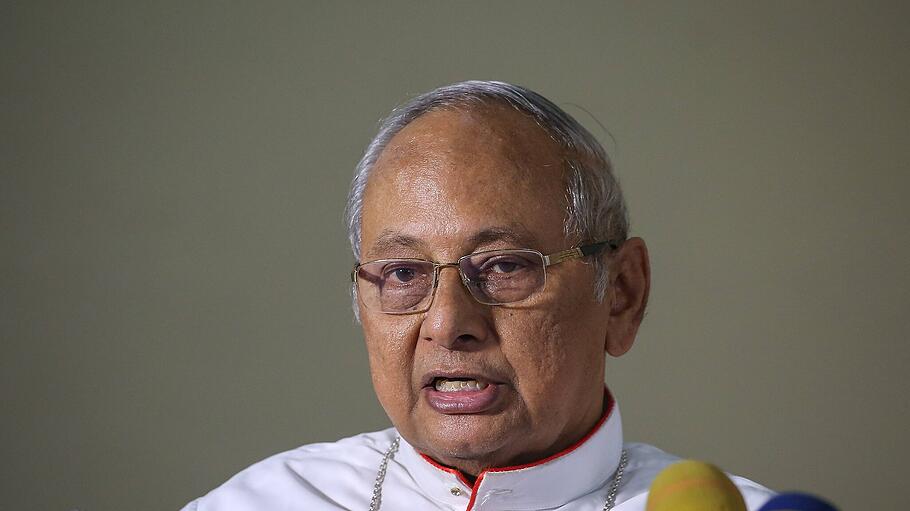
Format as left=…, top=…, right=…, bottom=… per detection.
left=418, top=266, right=491, bottom=350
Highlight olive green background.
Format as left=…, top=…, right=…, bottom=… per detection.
left=2, top=2, right=908, bottom=510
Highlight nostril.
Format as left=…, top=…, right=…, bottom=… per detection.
left=455, top=334, right=478, bottom=344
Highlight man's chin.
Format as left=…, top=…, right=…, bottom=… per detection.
left=409, top=414, right=520, bottom=470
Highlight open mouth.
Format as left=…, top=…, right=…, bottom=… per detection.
left=432, top=377, right=490, bottom=392
left=424, top=375, right=502, bottom=413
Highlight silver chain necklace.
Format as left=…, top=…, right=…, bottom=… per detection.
left=369, top=436, right=629, bottom=511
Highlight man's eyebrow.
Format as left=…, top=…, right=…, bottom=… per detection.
left=466, top=226, right=539, bottom=248
left=367, top=231, right=426, bottom=259
left=365, top=225, right=540, bottom=260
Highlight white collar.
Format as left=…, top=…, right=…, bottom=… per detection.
left=396, top=390, right=624, bottom=510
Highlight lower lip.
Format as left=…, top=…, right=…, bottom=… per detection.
left=424, top=383, right=502, bottom=414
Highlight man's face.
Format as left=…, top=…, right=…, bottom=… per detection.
left=358, top=105, right=613, bottom=474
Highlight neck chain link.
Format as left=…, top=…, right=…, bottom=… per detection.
left=368, top=436, right=628, bottom=511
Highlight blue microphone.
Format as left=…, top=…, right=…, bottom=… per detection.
left=758, top=492, right=838, bottom=511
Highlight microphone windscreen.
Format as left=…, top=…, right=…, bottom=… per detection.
left=646, top=460, right=747, bottom=511
left=757, top=492, right=838, bottom=511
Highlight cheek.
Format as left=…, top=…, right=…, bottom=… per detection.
left=362, top=317, right=420, bottom=403
left=499, top=301, right=606, bottom=399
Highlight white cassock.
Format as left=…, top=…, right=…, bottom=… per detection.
left=182, top=394, right=774, bottom=510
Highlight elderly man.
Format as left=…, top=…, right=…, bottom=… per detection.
left=183, top=81, right=773, bottom=510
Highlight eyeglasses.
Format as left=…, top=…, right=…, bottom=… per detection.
left=351, top=241, right=618, bottom=314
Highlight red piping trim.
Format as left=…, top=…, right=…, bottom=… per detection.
left=464, top=472, right=485, bottom=510
left=418, top=452, right=475, bottom=487
left=417, top=387, right=616, bottom=511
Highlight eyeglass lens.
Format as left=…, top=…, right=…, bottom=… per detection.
left=356, top=250, right=546, bottom=313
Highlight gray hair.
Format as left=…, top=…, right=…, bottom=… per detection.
left=344, top=80, right=629, bottom=306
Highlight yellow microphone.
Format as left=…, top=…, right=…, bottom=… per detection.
left=646, top=460, right=747, bottom=511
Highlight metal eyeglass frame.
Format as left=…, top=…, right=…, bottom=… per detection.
left=351, top=240, right=619, bottom=314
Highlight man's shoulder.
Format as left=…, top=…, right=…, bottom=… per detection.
left=227, top=426, right=397, bottom=480
left=182, top=428, right=398, bottom=511
left=619, top=442, right=774, bottom=510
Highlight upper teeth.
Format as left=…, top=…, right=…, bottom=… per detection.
left=434, top=378, right=488, bottom=392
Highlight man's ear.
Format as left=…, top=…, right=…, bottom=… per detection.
left=604, top=237, right=650, bottom=357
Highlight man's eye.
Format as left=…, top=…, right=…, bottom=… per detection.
left=481, top=257, right=528, bottom=275
left=490, top=261, right=520, bottom=273
left=385, top=266, right=418, bottom=283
